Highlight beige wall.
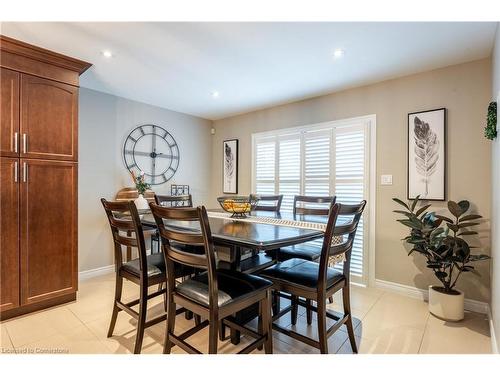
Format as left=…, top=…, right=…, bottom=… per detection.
left=211, top=59, right=492, bottom=302
left=490, top=23, right=500, bottom=351
left=79, top=88, right=212, bottom=272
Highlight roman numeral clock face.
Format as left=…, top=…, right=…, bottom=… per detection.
left=123, top=125, right=179, bottom=185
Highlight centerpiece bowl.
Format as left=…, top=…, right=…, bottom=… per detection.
left=217, top=196, right=259, bottom=218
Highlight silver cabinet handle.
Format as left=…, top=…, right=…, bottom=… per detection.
left=14, top=161, right=18, bottom=183
left=23, top=162, right=27, bottom=183
left=14, top=132, right=18, bottom=153
left=22, top=134, right=27, bottom=154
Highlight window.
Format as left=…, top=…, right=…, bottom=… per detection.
left=252, top=116, right=374, bottom=284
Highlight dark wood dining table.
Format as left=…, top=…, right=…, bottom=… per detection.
left=141, top=209, right=331, bottom=268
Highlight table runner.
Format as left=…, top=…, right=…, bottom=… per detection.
left=207, top=211, right=345, bottom=265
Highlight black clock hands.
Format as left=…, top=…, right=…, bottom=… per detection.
left=123, top=124, right=179, bottom=186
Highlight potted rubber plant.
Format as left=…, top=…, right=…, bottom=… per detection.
left=393, top=196, right=490, bottom=321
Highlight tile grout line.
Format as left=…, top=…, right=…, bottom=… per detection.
left=417, top=313, right=431, bottom=354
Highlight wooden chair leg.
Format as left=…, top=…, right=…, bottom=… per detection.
left=208, top=319, right=219, bottom=354
left=306, top=299, right=313, bottom=325
left=107, top=275, right=123, bottom=337
left=134, top=283, right=148, bottom=354
left=262, top=291, right=273, bottom=354
left=219, top=322, right=226, bottom=341
left=163, top=299, right=176, bottom=354
left=291, top=295, right=299, bottom=325
left=317, top=297, right=328, bottom=354
left=272, top=290, right=280, bottom=316
left=195, top=314, right=202, bottom=326
left=342, top=285, right=358, bottom=353
left=257, top=302, right=263, bottom=351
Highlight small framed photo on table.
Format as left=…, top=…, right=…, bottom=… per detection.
left=223, top=139, right=238, bottom=194
left=408, top=108, right=446, bottom=201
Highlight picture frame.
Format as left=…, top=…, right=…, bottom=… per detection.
left=407, top=108, right=446, bottom=201
left=223, top=139, right=239, bottom=194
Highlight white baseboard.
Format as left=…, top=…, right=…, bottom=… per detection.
left=488, top=306, right=499, bottom=354
left=374, top=279, right=489, bottom=315
left=78, top=264, right=114, bottom=281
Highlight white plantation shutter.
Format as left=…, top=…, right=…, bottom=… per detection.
left=333, top=125, right=367, bottom=278
left=278, top=136, right=301, bottom=211
left=255, top=139, right=276, bottom=195
left=252, top=119, right=370, bottom=284
left=304, top=130, right=331, bottom=197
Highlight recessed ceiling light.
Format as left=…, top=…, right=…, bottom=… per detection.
left=102, top=50, right=113, bottom=58
left=333, top=49, right=345, bottom=58
left=211, top=91, right=220, bottom=99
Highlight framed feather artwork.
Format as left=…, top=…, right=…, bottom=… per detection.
left=408, top=108, right=446, bottom=201
left=223, top=139, right=239, bottom=194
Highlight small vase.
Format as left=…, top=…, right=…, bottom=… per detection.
left=134, top=194, right=149, bottom=210
left=428, top=285, right=464, bottom=321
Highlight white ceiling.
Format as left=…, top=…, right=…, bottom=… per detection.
left=1, top=22, right=497, bottom=120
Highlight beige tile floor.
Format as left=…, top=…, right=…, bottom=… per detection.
left=0, top=273, right=492, bottom=354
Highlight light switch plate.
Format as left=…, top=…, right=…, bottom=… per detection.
left=381, top=174, right=393, bottom=185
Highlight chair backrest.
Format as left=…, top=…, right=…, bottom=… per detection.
left=249, top=194, right=283, bottom=212
left=155, top=194, right=193, bottom=208
left=318, top=201, right=366, bottom=291
left=149, top=203, right=220, bottom=307
left=101, top=199, right=148, bottom=276
left=293, top=195, right=336, bottom=216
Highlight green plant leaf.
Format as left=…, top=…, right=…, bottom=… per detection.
left=458, top=222, right=480, bottom=229
left=457, top=200, right=470, bottom=216
left=397, top=219, right=423, bottom=230
left=393, top=198, right=409, bottom=210
left=459, top=214, right=482, bottom=222
left=457, top=231, right=478, bottom=236
left=447, top=201, right=461, bottom=217
left=446, top=223, right=459, bottom=233
left=410, top=196, right=420, bottom=212
left=415, top=204, right=432, bottom=217
left=393, top=210, right=416, bottom=219
left=435, top=214, right=453, bottom=223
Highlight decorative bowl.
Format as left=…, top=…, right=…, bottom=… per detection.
left=217, top=196, right=259, bottom=218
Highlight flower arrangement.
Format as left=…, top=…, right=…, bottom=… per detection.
left=131, top=171, right=150, bottom=196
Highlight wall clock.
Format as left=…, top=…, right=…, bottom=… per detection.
left=123, top=124, right=179, bottom=185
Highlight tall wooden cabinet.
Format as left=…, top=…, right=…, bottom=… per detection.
left=0, top=36, right=91, bottom=320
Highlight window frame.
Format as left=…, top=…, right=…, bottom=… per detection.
left=251, top=115, right=376, bottom=286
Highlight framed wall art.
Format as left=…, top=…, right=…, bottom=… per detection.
left=223, top=139, right=239, bottom=194
left=408, top=108, right=446, bottom=201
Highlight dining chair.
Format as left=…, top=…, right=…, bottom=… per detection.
left=101, top=199, right=195, bottom=354
left=150, top=194, right=193, bottom=253
left=277, top=195, right=336, bottom=262
left=260, top=201, right=366, bottom=354
left=150, top=203, right=274, bottom=354
left=274, top=195, right=336, bottom=322
left=249, top=194, right=284, bottom=212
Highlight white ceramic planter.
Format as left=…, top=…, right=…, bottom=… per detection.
left=428, top=286, right=464, bottom=321
left=134, top=194, right=149, bottom=210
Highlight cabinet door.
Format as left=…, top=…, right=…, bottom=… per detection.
left=0, top=157, right=20, bottom=311
left=0, top=68, right=20, bottom=157
left=20, top=74, right=78, bottom=161
left=20, top=159, right=77, bottom=305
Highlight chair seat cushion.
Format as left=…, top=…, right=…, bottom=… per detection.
left=176, top=269, right=273, bottom=307
left=260, top=258, right=344, bottom=289
left=121, top=253, right=194, bottom=279
left=121, top=253, right=165, bottom=277
left=278, top=243, right=322, bottom=261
